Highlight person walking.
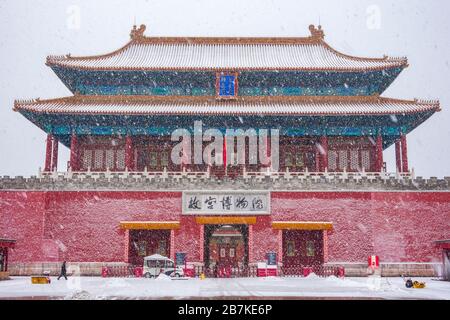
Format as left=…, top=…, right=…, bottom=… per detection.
left=57, top=261, right=68, bottom=280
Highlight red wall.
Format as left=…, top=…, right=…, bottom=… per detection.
left=1, top=190, right=449, bottom=264
left=271, top=192, right=450, bottom=263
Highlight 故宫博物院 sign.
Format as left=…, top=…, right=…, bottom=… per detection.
left=182, top=191, right=270, bottom=215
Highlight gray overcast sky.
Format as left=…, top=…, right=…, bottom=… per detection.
left=0, top=0, right=449, bottom=177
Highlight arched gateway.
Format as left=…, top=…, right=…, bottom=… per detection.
left=205, top=225, right=248, bottom=271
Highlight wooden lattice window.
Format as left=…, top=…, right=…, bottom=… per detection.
left=361, top=150, right=371, bottom=171
left=338, top=150, right=347, bottom=170
left=149, top=152, right=158, bottom=168
left=161, top=152, right=169, bottom=167
left=328, top=151, right=337, bottom=171
left=82, top=150, right=93, bottom=170
left=350, top=150, right=359, bottom=171
left=285, top=153, right=293, bottom=167
left=116, top=150, right=125, bottom=170
left=295, top=154, right=304, bottom=167
left=105, top=150, right=115, bottom=170
left=94, top=150, right=104, bottom=170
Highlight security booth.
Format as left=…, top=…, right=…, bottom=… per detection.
left=434, top=240, right=450, bottom=281
left=0, top=238, right=16, bottom=279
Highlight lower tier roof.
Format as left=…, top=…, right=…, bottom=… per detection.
left=14, top=95, right=440, bottom=116
left=14, top=95, right=440, bottom=149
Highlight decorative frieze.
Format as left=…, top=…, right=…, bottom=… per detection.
left=0, top=171, right=449, bottom=191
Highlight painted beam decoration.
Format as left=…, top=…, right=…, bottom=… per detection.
left=182, top=191, right=270, bottom=215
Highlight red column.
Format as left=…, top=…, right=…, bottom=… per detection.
left=199, top=225, right=204, bottom=263
left=375, top=135, right=383, bottom=172
left=223, top=134, right=227, bottom=171
left=395, top=140, right=402, bottom=173
left=323, top=230, right=329, bottom=264
left=315, top=150, right=320, bottom=172
left=51, top=137, right=59, bottom=172
left=124, top=229, right=130, bottom=263
left=70, top=133, right=79, bottom=171
left=4, top=248, right=8, bottom=272
left=125, top=135, right=133, bottom=171
left=277, top=229, right=283, bottom=265
left=248, top=225, right=253, bottom=263
left=44, top=134, right=53, bottom=172
left=320, top=135, right=328, bottom=172
left=401, top=134, right=409, bottom=173
left=170, top=229, right=175, bottom=261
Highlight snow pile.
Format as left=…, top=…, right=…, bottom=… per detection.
left=155, top=273, right=172, bottom=281
left=366, top=276, right=397, bottom=292
left=65, top=290, right=92, bottom=300
left=325, top=275, right=363, bottom=288
left=304, top=272, right=320, bottom=280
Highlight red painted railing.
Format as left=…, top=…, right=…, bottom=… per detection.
left=192, top=265, right=258, bottom=278
left=100, top=264, right=344, bottom=278
left=280, top=265, right=345, bottom=278
left=101, top=266, right=136, bottom=278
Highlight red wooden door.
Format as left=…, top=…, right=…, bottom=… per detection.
left=283, top=230, right=324, bottom=267
left=218, top=244, right=237, bottom=268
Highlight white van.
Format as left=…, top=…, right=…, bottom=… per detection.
left=143, top=254, right=184, bottom=278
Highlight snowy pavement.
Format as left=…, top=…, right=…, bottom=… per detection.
left=0, top=275, right=448, bottom=300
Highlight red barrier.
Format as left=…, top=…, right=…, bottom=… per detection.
left=338, top=266, right=345, bottom=278
left=101, top=266, right=108, bottom=278
left=303, top=267, right=313, bottom=277
left=257, top=269, right=267, bottom=277
left=134, top=267, right=143, bottom=278
left=183, top=268, right=195, bottom=278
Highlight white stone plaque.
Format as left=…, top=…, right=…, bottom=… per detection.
left=182, top=191, right=270, bottom=215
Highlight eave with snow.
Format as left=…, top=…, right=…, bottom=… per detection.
left=14, top=95, right=439, bottom=151
left=45, top=25, right=407, bottom=97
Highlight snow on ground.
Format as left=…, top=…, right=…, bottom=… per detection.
left=0, top=275, right=448, bottom=300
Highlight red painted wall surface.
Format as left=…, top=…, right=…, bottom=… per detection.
left=0, top=191, right=181, bottom=263
left=1, top=191, right=449, bottom=264
left=271, top=192, right=450, bottom=263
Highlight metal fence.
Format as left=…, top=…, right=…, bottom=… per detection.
left=192, top=265, right=259, bottom=278
left=101, top=265, right=137, bottom=278
left=99, top=264, right=345, bottom=278
left=280, top=265, right=345, bottom=278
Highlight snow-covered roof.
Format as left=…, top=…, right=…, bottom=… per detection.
left=45, top=25, right=407, bottom=72
left=14, top=96, right=440, bottom=116
left=144, top=254, right=171, bottom=261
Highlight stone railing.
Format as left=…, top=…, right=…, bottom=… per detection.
left=0, top=167, right=449, bottom=191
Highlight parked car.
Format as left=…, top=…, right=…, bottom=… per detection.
left=143, top=254, right=184, bottom=278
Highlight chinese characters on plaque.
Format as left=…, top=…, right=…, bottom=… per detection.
left=183, top=192, right=270, bottom=215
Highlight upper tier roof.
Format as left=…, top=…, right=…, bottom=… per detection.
left=14, top=95, right=440, bottom=116
left=46, top=24, right=408, bottom=72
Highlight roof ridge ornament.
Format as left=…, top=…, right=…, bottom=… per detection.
left=130, top=24, right=147, bottom=41
left=309, top=25, right=325, bottom=40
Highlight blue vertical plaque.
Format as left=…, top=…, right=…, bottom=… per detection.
left=267, top=252, right=277, bottom=265
left=219, top=74, right=236, bottom=97
left=176, top=252, right=186, bottom=266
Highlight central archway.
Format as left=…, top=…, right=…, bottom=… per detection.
left=204, top=224, right=249, bottom=273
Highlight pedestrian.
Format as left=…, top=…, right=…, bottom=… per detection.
left=58, top=261, right=68, bottom=280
